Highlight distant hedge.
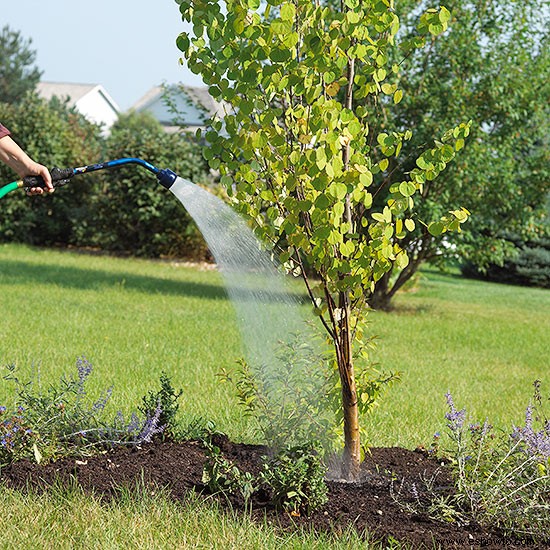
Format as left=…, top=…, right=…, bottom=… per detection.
left=0, top=96, right=214, bottom=260
left=462, top=234, right=550, bottom=289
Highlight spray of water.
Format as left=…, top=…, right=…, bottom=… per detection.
left=170, top=177, right=329, bottom=448
left=171, top=177, right=306, bottom=362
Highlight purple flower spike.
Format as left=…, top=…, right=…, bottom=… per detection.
left=445, top=392, right=466, bottom=432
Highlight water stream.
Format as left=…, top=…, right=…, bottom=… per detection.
left=169, top=177, right=330, bottom=447
left=170, top=177, right=309, bottom=363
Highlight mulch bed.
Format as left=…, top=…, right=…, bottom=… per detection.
left=1, top=438, right=547, bottom=549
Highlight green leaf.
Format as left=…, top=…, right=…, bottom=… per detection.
left=220, top=174, right=233, bottom=187
left=393, top=89, right=403, bottom=104
left=339, top=240, right=356, bottom=257
left=399, top=181, right=416, bottom=197
left=315, top=193, right=331, bottom=210
left=348, top=119, right=362, bottom=136
left=404, top=218, right=415, bottom=232
left=280, top=2, right=296, bottom=21
left=329, top=182, right=347, bottom=200
left=439, top=6, right=451, bottom=23
left=328, top=229, right=343, bottom=245
left=359, top=171, right=373, bottom=187
left=428, top=221, right=445, bottom=236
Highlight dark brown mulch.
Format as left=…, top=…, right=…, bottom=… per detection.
left=1, top=439, right=547, bottom=549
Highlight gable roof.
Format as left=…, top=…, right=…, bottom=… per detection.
left=130, top=84, right=226, bottom=129
left=36, top=81, right=120, bottom=114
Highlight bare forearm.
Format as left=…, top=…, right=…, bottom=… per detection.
left=0, top=135, right=37, bottom=178
left=0, top=135, right=53, bottom=191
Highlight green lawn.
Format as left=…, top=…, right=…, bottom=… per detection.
left=1, top=243, right=547, bottom=447
left=363, top=269, right=549, bottom=446
left=0, top=243, right=548, bottom=548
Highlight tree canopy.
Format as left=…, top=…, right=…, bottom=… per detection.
left=177, top=0, right=470, bottom=478
left=366, top=0, right=549, bottom=308
left=0, top=25, right=42, bottom=104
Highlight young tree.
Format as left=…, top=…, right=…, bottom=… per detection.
left=0, top=26, right=42, bottom=104
left=365, top=0, right=550, bottom=309
left=176, top=0, right=469, bottom=479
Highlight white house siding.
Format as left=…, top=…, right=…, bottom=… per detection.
left=75, top=88, right=119, bottom=132
left=36, top=82, right=120, bottom=134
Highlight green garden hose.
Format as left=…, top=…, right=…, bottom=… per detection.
left=0, top=181, right=22, bottom=200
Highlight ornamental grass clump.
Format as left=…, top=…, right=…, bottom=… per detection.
left=440, top=382, right=550, bottom=542
left=0, top=357, right=164, bottom=465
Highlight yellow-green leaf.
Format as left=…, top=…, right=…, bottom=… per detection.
left=404, top=218, right=415, bottom=231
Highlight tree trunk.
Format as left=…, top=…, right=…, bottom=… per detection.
left=337, top=291, right=361, bottom=480
left=369, top=271, right=394, bottom=311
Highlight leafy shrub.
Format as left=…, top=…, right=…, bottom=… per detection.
left=87, top=111, right=214, bottom=259
left=201, top=439, right=258, bottom=509
left=0, top=357, right=164, bottom=464
left=219, top=334, right=397, bottom=457
left=462, top=233, right=550, bottom=289
left=436, top=384, right=550, bottom=542
left=139, top=371, right=183, bottom=441
left=260, top=444, right=328, bottom=516
left=201, top=437, right=327, bottom=515
left=0, top=94, right=103, bottom=246
left=0, top=102, right=219, bottom=261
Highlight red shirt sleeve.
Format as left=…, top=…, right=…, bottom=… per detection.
left=0, top=123, right=11, bottom=139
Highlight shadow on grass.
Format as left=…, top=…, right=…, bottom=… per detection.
left=0, top=258, right=310, bottom=304
left=0, top=258, right=229, bottom=301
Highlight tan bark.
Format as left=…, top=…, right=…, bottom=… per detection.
left=337, top=292, right=361, bottom=480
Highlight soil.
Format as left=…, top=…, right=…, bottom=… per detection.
left=1, top=438, right=547, bottom=549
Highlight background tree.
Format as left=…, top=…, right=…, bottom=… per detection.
left=177, top=0, right=470, bottom=478
left=87, top=111, right=213, bottom=259
left=0, top=94, right=103, bottom=246
left=0, top=26, right=42, bottom=104
left=366, top=0, right=549, bottom=309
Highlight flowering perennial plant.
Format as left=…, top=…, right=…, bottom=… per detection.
left=440, top=383, right=550, bottom=542
left=0, top=405, right=37, bottom=463
left=511, top=381, right=550, bottom=461
left=0, top=358, right=164, bottom=465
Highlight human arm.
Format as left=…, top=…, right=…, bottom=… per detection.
left=0, top=126, right=53, bottom=194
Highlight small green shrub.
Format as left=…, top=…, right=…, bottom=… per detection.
left=219, top=335, right=397, bottom=457
left=201, top=439, right=258, bottom=509
left=0, top=94, right=103, bottom=247
left=88, top=111, right=214, bottom=259
left=139, top=371, right=183, bottom=441
left=462, top=233, right=550, bottom=289
left=201, top=436, right=328, bottom=516
left=261, top=444, right=328, bottom=516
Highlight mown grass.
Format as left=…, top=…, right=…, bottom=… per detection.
left=0, top=243, right=252, bottom=442
left=0, top=243, right=548, bottom=547
left=0, top=484, right=374, bottom=550
left=2, top=243, right=546, bottom=447
left=363, top=269, right=549, bottom=447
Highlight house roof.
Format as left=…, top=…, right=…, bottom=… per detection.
left=36, top=81, right=120, bottom=113
left=131, top=84, right=226, bottom=122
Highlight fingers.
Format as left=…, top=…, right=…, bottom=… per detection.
left=24, top=162, right=54, bottom=196
left=26, top=186, right=45, bottom=196
left=35, top=163, right=54, bottom=193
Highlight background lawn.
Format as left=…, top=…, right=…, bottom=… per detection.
left=1, top=243, right=548, bottom=548
left=1, top=243, right=548, bottom=448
